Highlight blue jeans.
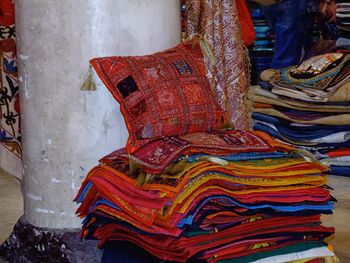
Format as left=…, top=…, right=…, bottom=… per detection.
left=263, top=0, right=312, bottom=69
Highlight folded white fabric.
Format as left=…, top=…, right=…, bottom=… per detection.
left=320, top=155, right=350, bottom=166
left=249, top=246, right=335, bottom=263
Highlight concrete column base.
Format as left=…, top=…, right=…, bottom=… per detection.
left=0, top=216, right=102, bottom=263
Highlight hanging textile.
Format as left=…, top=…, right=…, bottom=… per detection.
left=0, top=0, right=22, bottom=179
left=185, top=0, right=250, bottom=130
left=236, top=0, right=256, bottom=47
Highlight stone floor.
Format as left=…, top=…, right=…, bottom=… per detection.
left=0, top=170, right=23, bottom=246
left=322, top=175, right=350, bottom=262
left=0, top=170, right=349, bottom=262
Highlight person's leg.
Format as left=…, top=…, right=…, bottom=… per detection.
left=262, top=4, right=277, bottom=36
left=300, top=13, right=317, bottom=57
left=270, top=0, right=303, bottom=68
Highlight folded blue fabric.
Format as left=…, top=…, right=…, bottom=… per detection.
left=253, top=122, right=350, bottom=149
left=178, top=195, right=334, bottom=227
left=252, top=113, right=350, bottom=139
left=252, top=112, right=289, bottom=125
left=328, top=166, right=350, bottom=177
left=253, top=122, right=282, bottom=140
left=102, top=241, right=163, bottom=263
left=186, top=152, right=299, bottom=162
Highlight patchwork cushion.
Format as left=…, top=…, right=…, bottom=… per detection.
left=91, top=40, right=227, bottom=153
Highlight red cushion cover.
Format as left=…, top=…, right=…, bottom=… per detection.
left=91, top=40, right=227, bottom=152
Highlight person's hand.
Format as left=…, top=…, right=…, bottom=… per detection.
left=322, top=0, right=337, bottom=23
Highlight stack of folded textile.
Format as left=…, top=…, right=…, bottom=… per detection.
left=75, top=130, right=336, bottom=263
left=250, top=52, right=350, bottom=177
left=75, top=39, right=337, bottom=262
left=250, top=8, right=273, bottom=51
left=336, top=1, right=350, bottom=52
left=249, top=8, right=274, bottom=85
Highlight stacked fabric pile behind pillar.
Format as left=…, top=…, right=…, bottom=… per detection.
left=336, top=1, right=350, bottom=52
left=250, top=53, right=350, bottom=177
left=249, top=8, right=274, bottom=85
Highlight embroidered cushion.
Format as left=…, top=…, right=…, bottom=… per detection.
left=91, top=40, right=228, bottom=153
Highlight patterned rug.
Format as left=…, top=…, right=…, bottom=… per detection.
left=0, top=0, right=22, bottom=179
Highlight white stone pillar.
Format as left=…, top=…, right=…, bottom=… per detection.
left=15, top=0, right=181, bottom=229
